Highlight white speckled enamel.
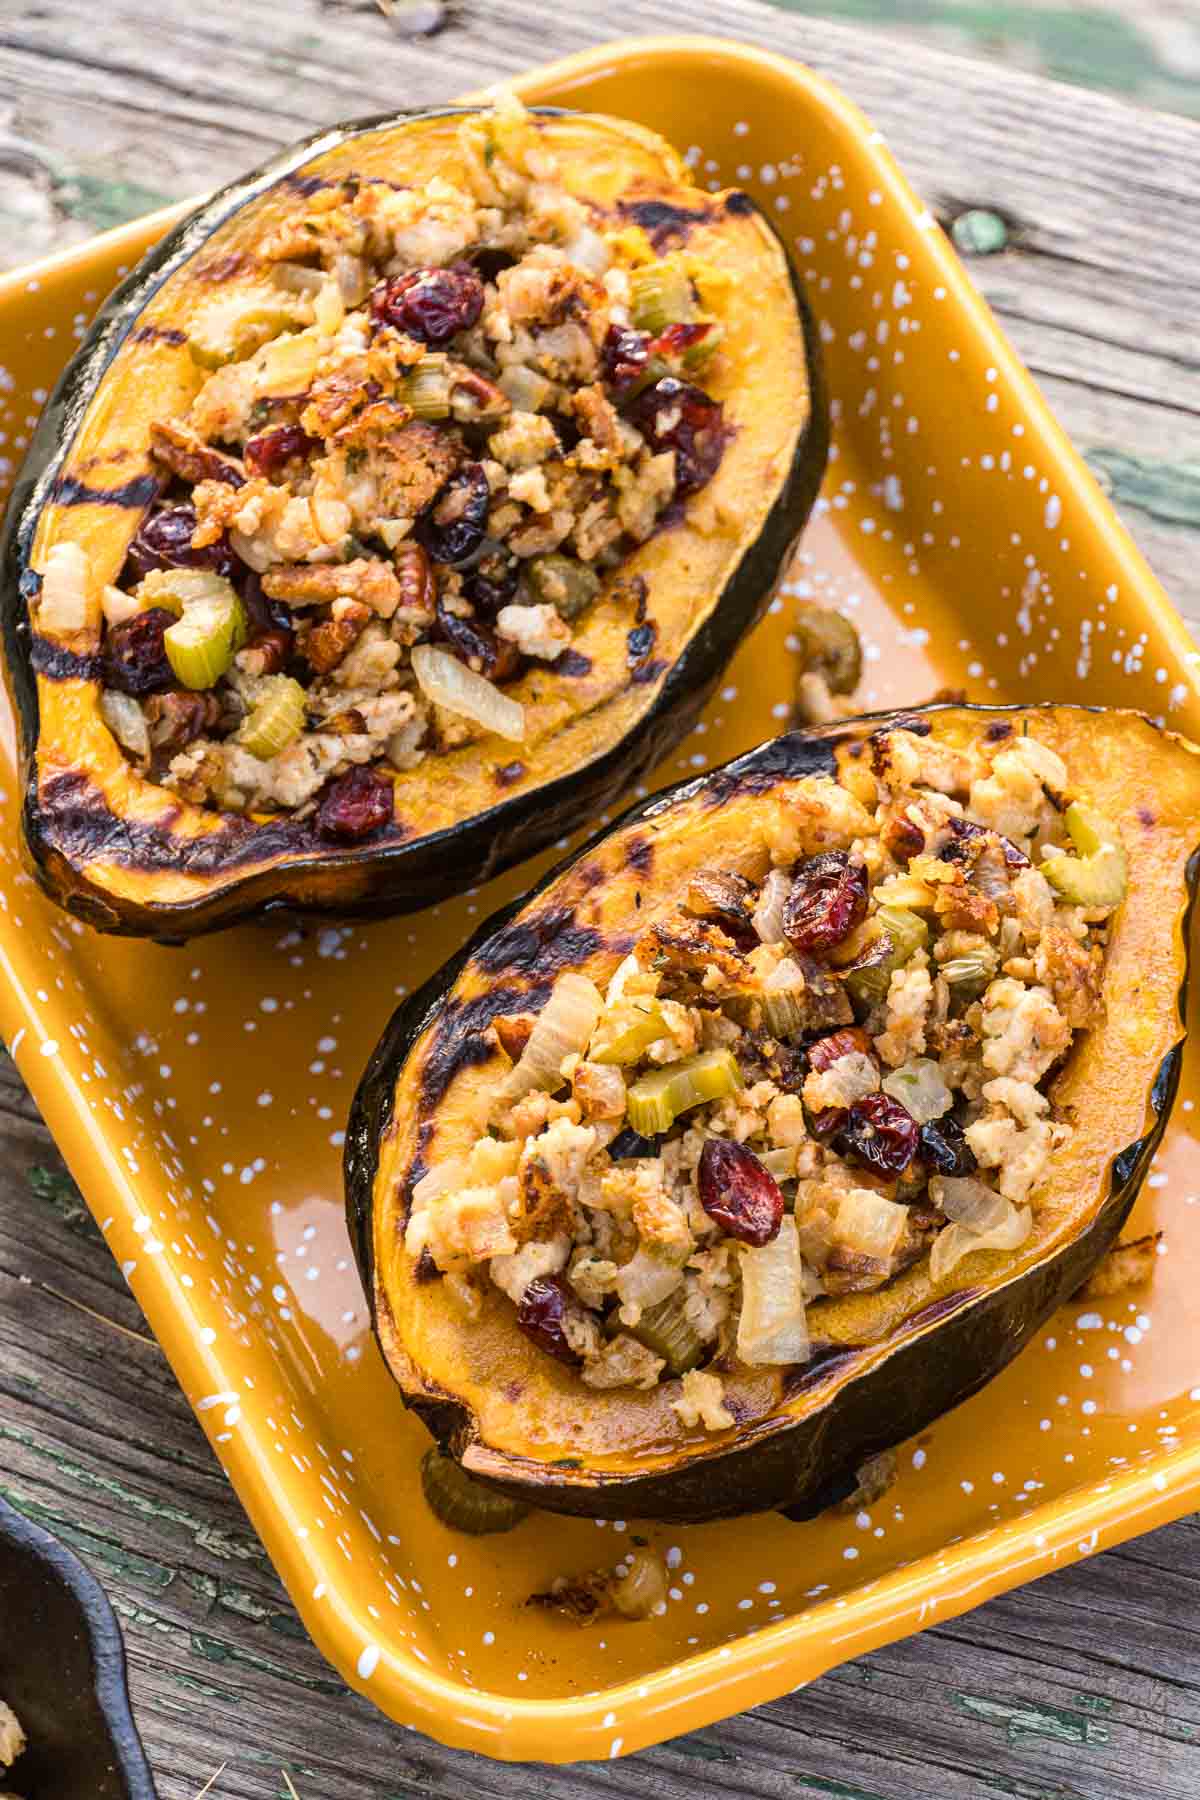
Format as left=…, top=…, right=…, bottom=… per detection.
left=0, top=38, right=1197, bottom=1765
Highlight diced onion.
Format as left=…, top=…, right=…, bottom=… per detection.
left=834, top=1188, right=909, bottom=1261
left=616, top=1248, right=685, bottom=1318
left=753, top=869, right=792, bottom=944
left=563, top=226, right=612, bottom=276
left=411, top=644, right=525, bottom=742
left=738, top=1217, right=810, bottom=1365
left=604, top=953, right=641, bottom=1004
left=882, top=1058, right=952, bottom=1124
left=100, top=691, right=149, bottom=763
left=503, top=972, right=603, bottom=1100
left=101, top=584, right=141, bottom=628
left=410, top=1159, right=468, bottom=1214
left=932, top=1174, right=1011, bottom=1232
left=929, top=1203, right=1032, bottom=1284
left=335, top=252, right=370, bottom=307
left=271, top=261, right=326, bottom=294
left=498, top=365, right=555, bottom=412
left=760, top=1146, right=797, bottom=1180
left=36, top=542, right=95, bottom=635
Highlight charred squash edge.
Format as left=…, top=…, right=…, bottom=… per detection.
left=345, top=703, right=1199, bottom=1522
left=0, top=106, right=828, bottom=940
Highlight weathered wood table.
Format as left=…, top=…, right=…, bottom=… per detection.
left=1, top=4, right=1198, bottom=1797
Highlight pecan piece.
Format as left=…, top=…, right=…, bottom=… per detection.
left=144, top=689, right=222, bottom=758
left=150, top=419, right=245, bottom=488
left=305, top=599, right=371, bottom=675
left=262, top=558, right=403, bottom=619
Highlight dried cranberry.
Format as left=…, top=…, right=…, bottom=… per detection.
left=918, top=1116, right=978, bottom=1178
left=997, top=835, right=1031, bottom=870
left=415, top=463, right=490, bottom=566
left=802, top=1028, right=875, bottom=1139
left=463, top=549, right=520, bottom=616
left=600, top=322, right=650, bottom=396
left=649, top=321, right=717, bottom=360
left=697, top=1140, right=784, bottom=1247
left=882, top=812, right=926, bottom=864
left=315, top=766, right=395, bottom=842
left=369, top=264, right=484, bottom=348
left=627, top=622, right=657, bottom=668
left=103, top=608, right=177, bottom=697
left=123, top=504, right=238, bottom=584
left=833, top=1093, right=920, bottom=1177
left=627, top=376, right=727, bottom=495
left=240, top=573, right=296, bottom=668
left=782, top=853, right=869, bottom=956
left=608, top=1126, right=662, bottom=1160
left=243, top=424, right=320, bottom=480
left=516, top=1276, right=583, bottom=1365
left=414, top=1246, right=442, bottom=1284
left=435, top=601, right=523, bottom=683
left=240, top=575, right=288, bottom=636
left=939, top=816, right=1030, bottom=872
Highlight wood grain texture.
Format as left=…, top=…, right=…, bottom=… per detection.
left=0, top=3, right=1198, bottom=1796
left=1, top=0, right=1197, bottom=620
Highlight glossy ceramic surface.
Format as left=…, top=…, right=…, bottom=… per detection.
left=0, top=35, right=1197, bottom=1764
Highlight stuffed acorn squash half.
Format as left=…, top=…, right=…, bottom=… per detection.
left=2, top=98, right=826, bottom=937
left=346, top=704, right=1200, bottom=1522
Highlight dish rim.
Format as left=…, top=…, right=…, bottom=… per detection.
left=1, top=31, right=1198, bottom=1763
left=0, top=1492, right=158, bottom=1799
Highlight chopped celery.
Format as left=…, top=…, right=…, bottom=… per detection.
left=590, top=998, right=665, bottom=1066
left=626, top=1048, right=742, bottom=1135
left=1043, top=803, right=1128, bottom=908
left=238, top=676, right=307, bottom=760
left=134, top=567, right=233, bottom=617
left=845, top=906, right=929, bottom=1006
left=629, top=1288, right=705, bottom=1376
left=163, top=582, right=247, bottom=690
left=188, top=290, right=302, bottom=369
left=939, top=948, right=998, bottom=990
left=420, top=1447, right=529, bottom=1534
left=629, top=257, right=695, bottom=333
left=527, top=554, right=601, bottom=621
left=762, top=966, right=809, bottom=1038
left=679, top=320, right=724, bottom=372
left=399, top=357, right=453, bottom=421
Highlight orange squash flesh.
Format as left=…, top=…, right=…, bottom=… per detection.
left=346, top=704, right=1200, bottom=1521
left=3, top=107, right=824, bottom=937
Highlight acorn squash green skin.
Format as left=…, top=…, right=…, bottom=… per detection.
left=1, top=107, right=828, bottom=941
left=346, top=703, right=1200, bottom=1523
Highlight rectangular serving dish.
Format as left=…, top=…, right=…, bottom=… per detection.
left=1, top=34, right=1198, bottom=1764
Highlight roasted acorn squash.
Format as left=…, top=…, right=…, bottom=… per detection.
left=346, top=704, right=1200, bottom=1522
left=1, top=104, right=826, bottom=937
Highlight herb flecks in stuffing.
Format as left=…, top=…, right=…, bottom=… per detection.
left=408, top=726, right=1125, bottom=1426
left=93, top=96, right=731, bottom=826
